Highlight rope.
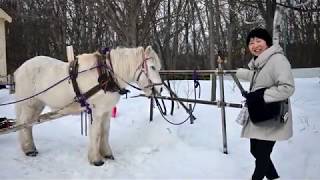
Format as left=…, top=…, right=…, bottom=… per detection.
left=0, top=65, right=99, bottom=107
left=154, top=96, right=190, bottom=125
left=153, top=76, right=201, bottom=126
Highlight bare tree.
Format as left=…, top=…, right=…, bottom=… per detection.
left=2, top=0, right=320, bottom=72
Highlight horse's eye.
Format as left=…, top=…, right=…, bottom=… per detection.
left=150, top=66, right=156, bottom=71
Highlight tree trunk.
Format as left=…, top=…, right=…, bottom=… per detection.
left=256, top=0, right=277, bottom=34
left=205, top=0, right=217, bottom=101
left=214, top=0, right=222, bottom=51
left=227, top=0, right=237, bottom=69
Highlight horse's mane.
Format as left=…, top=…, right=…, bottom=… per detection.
left=76, top=46, right=161, bottom=85
left=112, top=46, right=161, bottom=80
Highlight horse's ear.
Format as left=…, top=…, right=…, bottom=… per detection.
left=145, top=46, right=153, bottom=55
left=94, top=50, right=101, bottom=55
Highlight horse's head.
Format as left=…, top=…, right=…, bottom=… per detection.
left=134, top=46, right=163, bottom=96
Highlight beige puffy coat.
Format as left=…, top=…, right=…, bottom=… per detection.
left=236, top=44, right=295, bottom=141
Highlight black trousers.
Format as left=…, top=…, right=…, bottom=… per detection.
left=250, top=139, right=280, bottom=180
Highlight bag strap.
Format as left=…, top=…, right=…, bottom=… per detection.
left=249, top=62, right=268, bottom=91
left=249, top=71, right=256, bottom=91
left=249, top=52, right=283, bottom=91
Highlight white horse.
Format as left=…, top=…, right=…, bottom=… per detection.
left=14, top=46, right=162, bottom=166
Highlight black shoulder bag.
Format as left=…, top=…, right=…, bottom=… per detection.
left=246, top=68, right=289, bottom=124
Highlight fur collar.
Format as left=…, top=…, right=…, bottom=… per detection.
left=248, top=44, right=284, bottom=70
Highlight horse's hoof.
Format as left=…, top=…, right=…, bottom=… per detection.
left=104, top=155, right=115, bottom=160
left=25, top=150, right=38, bottom=157
left=93, top=160, right=104, bottom=166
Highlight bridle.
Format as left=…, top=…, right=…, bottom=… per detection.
left=132, top=54, right=163, bottom=92
left=135, top=56, right=152, bottom=83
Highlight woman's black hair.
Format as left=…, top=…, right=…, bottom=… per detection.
left=246, top=28, right=273, bottom=47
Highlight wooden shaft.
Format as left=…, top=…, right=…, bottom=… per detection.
left=0, top=104, right=83, bottom=135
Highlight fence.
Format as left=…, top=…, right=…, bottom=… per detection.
left=146, top=64, right=244, bottom=154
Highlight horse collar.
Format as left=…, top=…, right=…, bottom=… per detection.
left=68, top=54, right=125, bottom=107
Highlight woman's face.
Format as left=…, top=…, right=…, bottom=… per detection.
left=248, top=37, right=269, bottom=57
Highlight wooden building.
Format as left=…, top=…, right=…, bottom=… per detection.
left=0, top=8, right=12, bottom=84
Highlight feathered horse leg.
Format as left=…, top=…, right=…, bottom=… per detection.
left=17, top=102, right=44, bottom=156
left=88, top=108, right=111, bottom=166
left=100, top=111, right=114, bottom=160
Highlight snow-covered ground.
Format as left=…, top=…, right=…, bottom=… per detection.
left=292, top=68, right=320, bottom=78
left=0, top=69, right=319, bottom=180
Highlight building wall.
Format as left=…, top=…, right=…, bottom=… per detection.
left=0, top=19, right=7, bottom=83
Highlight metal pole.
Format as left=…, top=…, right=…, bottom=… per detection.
left=162, top=81, right=196, bottom=120
left=189, top=104, right=195, bottom=124
left=159, top=69, right=237, bottom=74
left=218, top=57, right=228, bottom=154
left=136, top=94, right=242, bottom=108
left=210, top=74, right=216, bottom=101
left=149, top=97, right=154, bottom=122
left=231, top=73, right=246, bottom=94
left=85, top=112, right=87, bottom=136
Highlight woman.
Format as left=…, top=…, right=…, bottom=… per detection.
left=236, top=28, right=295, bottom=180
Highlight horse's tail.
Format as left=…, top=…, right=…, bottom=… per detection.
left=14, top=60, right=38, bottom=102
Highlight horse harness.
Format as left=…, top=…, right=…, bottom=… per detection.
left=68, top=52, right=126, bottom=108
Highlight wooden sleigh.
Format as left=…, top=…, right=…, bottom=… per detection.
left=0, top=102, right=84, bottom=136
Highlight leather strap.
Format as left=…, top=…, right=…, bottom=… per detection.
left=68, top=52, right=128, bottom=106
left=69, top=59, right=82, bottom=100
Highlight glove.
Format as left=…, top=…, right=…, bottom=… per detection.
left=245, top=88, right=266, bottom=104
left=245, top=88, right=281, bottom=123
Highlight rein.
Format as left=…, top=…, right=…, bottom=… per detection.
left=0, top=66, right=99, bottom=107
left=148, top=72, right=201, bottom=126
left=0, top=50, right=162, bottom=109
